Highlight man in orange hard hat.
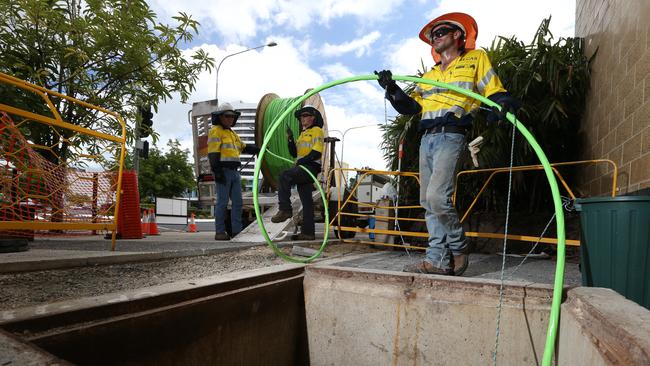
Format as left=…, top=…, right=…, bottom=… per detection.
left=375, top=12, right=519, bottom=276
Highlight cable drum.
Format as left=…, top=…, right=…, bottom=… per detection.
left=254, top=92, right=329, bottom=189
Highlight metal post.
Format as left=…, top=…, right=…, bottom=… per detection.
left=215, top=42, right=277, bottom=102
left=394, top=139, right=404, bottom=233
left=91, top=172, right=98, bottom=235
left=133, top=111, right=142, bottom=175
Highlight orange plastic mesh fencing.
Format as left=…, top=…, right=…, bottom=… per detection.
left=0, top=112, right=118, bottom=237
left=115, top=171, right=143, bottom=239
left=0, top=72, right=127, bottom=241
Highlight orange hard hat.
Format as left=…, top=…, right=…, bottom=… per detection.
left=419, top=12, right=478, bottom=63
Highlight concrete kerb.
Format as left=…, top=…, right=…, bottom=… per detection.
left=0, top=239, right=313, bottom=274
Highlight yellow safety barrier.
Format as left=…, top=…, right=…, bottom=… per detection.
left=452, top=159, right=617, bottom=246
left=0, top=72, right=127, bottom=250
left=326, top=161, right=614, bottom=249
left=326, top=168, right=426, bottom=250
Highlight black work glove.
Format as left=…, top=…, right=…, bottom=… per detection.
left=374, top=70, right=397, bottom=93
left=490, top=103, right=514, bottom=123
left=486, top=96, right=520, bottom=124
left=213, top=169, right=225, bottom=184
left=243, top=145, right=260, bottom=155
left=286, top=127, right=294, bottom=140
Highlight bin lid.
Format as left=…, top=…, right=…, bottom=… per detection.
left=575, top=195, right=650, bottom=210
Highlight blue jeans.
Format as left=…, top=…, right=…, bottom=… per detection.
left=419, top=132, right=467, bottom=269
left=214, top=169, right=243, bottom=235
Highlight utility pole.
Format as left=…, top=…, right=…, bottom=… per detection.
left=133, top=112, right=141, bottom=174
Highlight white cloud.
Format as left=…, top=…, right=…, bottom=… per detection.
left=320, top=63, right=385, bottom=107
left=322, top=105, right=387, bottom=170
left=386, top=37, right=433, bottom=75
left=383, top=1, right=576, bottom=92
left=429, top=0, right=575, bottom=48
left=316, top=63, right=391, bottom=170
left=150, top=0, right=577, bottom=173
left=321, top=31, right=381, bottom=58
left=152, top=37, right=324, bottom=158
left=149, top=0, right=405, bottom=41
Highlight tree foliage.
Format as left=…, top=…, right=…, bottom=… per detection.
left=138, top=139, right=195, bottom=200
left=381, top=17, right=592, bottom=213
left=0, top=0, right=213, bottom=162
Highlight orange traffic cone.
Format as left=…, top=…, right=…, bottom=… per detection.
left=141, top=209, right=150, bottom=236
left=186, top=213, right=198, bottom=233
left=148, top=208, right=160, bottom=235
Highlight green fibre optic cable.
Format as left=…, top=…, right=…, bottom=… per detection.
left=252, top=74, right=565, bottom=366
left=262, top=97, right=303, bottom=180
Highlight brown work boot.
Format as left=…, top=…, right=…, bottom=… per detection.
left=402, top=260, right=453, bottom=275
left=271, top=210, right=293, bottom=223
left=214, top=232, right=230, bottom=241
left=291, top=233, right=316, bottom=241
left=453, top=253, right=469, bottom=276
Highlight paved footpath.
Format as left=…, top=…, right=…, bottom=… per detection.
left=0, top=225, right=581, bottom=287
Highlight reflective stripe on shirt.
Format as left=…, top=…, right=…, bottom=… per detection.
left=207, top=125, right=245, bottom=161
left=296, top=126, right=324, bottom=159
left=412, top=49, right=506, bottom=119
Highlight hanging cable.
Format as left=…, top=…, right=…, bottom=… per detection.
left=492, top=117, right=518, bottom=365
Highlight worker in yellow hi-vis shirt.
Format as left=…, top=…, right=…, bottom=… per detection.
left=271, top=105, right=324, bottom=241
left=208, top=103, right=260, bottom=241
left=375, top=12, right=520, bottom=276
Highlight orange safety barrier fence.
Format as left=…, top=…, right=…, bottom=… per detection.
left=0, top=72, right=127, bottom=250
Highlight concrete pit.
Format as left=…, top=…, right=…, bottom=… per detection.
left=1, top=255, right=649, bottom=365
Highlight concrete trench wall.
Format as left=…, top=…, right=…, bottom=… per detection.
left=1, top=262, right=650, bottom=365
left=558, top=287, right=650, bottom=365
left=1, top=265, right=310, bottom=366
left=303, top=265, right=650, bottom=366
left=304, top=265, right=552, bottom=365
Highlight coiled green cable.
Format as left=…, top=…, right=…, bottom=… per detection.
left=254, top=75, right=565, bottom=366
left=262, top=97, right=302, bottom=182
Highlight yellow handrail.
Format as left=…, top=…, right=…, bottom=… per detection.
left=326, top=162, right=606, bottom=246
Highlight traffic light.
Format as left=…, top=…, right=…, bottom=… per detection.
left=138, top=106, right=154, bottom=138
left=139, top=140, right=149, bottom=159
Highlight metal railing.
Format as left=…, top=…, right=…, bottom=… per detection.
left=325, top=160, right=617, bottom=248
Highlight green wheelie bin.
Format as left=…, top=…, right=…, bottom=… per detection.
left=575, top=195, right=650, bottom=309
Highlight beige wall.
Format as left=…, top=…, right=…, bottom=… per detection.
left=576, top=0, right=650, bottom=195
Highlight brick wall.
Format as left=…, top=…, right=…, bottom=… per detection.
left=576, top=0, right=650, bottom=195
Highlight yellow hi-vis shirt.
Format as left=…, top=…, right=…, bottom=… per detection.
left=296, top=126, right=324, bottom=160
left=412, top=49, right=507, bottom=121
left=207, top=125, right=245, bottom=163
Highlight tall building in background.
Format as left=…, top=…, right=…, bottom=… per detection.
left=229, top=102, right=258, bottom=190
left=191, top=99, right=259, bottom=211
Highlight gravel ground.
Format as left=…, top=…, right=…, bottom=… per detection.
left=0, top=244, right=376, bottom=310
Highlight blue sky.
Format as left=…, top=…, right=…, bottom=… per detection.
left=149, top=0, right=576, bottom=170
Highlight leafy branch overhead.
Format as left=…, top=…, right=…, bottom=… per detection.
left=0, top=0, right=214, bottom=161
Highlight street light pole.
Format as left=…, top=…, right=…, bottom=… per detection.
left=329, top=124, right=381, bottom=169
left=328, top=124, right=380, bottom=190
left=215, top=41, right=277, bottom=103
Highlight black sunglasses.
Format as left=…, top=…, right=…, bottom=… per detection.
left=430, top=27, right=456, bottom=39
